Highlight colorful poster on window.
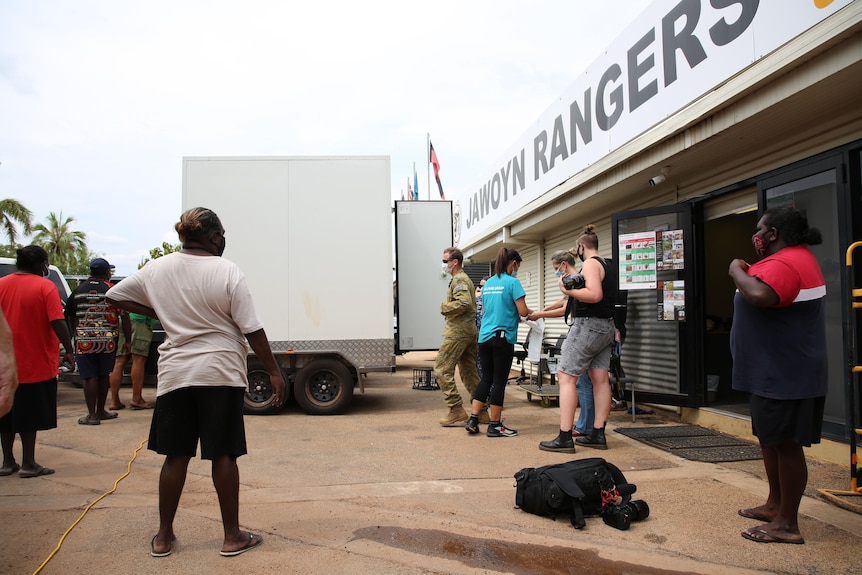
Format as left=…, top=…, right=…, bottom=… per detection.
left=656, top=229, right=684, bottom=271
left=618, top=232, right=657, bottom=290
left=657, top=280, right=685, bottom=321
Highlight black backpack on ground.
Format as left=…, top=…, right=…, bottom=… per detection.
left=514, top=457, right=634, bottom=529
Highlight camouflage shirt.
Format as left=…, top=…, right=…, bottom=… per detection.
left=440, top=269, right=477, bottom=340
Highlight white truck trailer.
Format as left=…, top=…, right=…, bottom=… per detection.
left=183, top=156, right=452, bottom=415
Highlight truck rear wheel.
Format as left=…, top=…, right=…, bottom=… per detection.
left=244, top=358, right=285, bottom=415
left=294, top=359, right=354, bottom=415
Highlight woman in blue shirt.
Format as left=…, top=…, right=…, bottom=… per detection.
left=466, top=248, right=532, bottom=437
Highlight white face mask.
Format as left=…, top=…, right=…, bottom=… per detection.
left=441, top=263, right=450, bottom=278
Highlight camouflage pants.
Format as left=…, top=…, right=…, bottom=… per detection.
left=434, top=337, right=480, bottom=408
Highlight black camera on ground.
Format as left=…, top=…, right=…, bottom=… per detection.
left=563, top=273, right=585, bottom=290
left=601, top=500, right=650, bottom=530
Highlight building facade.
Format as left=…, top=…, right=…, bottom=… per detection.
left=453, top=0, right=862, bottom=446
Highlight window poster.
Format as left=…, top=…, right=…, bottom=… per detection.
left=656, top=229, right=684, bottom=271
left=657, top=280, right=686, bottom=321
left=618, top=231, right=657, bottom=290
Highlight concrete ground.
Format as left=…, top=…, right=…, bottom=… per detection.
left=1, top=351, right=860, bottom=575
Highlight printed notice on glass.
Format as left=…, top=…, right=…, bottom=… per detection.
left=619, top=232, right=657, bottom=290
left=657, top=280, right=686, bottom=321
left=656, top=229, right=684, bottom=271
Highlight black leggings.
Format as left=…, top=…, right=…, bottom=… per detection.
left=474, top=334, right=514, bottom=407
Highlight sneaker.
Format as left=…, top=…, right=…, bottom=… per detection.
left=539, top=436, right=575, bottom=453
left=465, top=416, right=480, bottom=434
left=487, top=423, right=518, bottom=437
left=440, top=406, right=468, bottom=427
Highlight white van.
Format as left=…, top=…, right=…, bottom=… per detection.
left=0, top=256, right=73, bottom=307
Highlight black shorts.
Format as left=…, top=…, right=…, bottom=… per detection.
left=0, top=379, right=58, bottom=433
left=750, top=394, right=825, bottom=448
left=76, top=352, right=117, bottom=379
left=148, top=386, right=247, bottom=460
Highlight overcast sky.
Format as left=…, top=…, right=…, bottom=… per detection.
left=1, top=0, right=652, bottom=275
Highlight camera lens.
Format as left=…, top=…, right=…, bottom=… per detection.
left=622, top=500, right=650, bottom=521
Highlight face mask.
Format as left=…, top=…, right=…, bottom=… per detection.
left=42, top=264, right=50, bottom=278
left=752, top=231, right=769, bottom=257
left=554, top=269, right=565, bottom=277
left=577, top=247, right=585, bottom=262
left=441, top=263, right=450, bottom=278
left=511, top=270, right=518, bottom=278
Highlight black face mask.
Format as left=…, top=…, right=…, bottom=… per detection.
left=577, top=247, right=585, bottom=262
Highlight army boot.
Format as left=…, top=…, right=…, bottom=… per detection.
left=477, top=407, right=491, bottom=424
left=439, top=405, right=469, bottom=427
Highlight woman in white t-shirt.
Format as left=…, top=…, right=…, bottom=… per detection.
left=107, top=207, right=285, bottom=558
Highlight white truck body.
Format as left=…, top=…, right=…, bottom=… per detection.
left=183, top=156, right=395, bottom=414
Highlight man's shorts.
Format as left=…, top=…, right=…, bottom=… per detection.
left=0, top=378, right=58, bottom=433
left=75, top=352, right=117, bottom=379
left=117, top=319, right=153, bottom=357
left=148, top=386, right=247, bottom=460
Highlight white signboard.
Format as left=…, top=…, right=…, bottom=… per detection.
left=454, top=0, right=854, bottom=247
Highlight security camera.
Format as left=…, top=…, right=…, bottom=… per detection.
left=648, top=167, right=670, bottom=186
left=648, top=174, right=666, bottom=186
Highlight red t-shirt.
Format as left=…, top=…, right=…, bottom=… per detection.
left=0, top=273, right=65, bottom=384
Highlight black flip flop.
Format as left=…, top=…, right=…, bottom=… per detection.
left=19, top=466, right=55, bottom=479
left=220, top=532, right=263, bottom=557
left=150, top=535, right=176, bottom=557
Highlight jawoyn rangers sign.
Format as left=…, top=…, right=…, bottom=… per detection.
left=455, top=0, right=852, bottom=248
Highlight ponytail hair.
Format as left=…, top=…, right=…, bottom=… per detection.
left=494, top=247, right=522, bottom=277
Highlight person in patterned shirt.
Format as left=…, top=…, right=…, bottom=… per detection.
left=65, top=258, right=130, bottom=425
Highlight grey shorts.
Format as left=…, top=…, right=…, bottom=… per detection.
left=558, top=317, right=615, bottom=377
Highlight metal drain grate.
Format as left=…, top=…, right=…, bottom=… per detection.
left=615, top=425, right=762, bottom=463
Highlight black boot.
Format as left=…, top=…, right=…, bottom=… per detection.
left=575, top=426, right=607, bottom=450
left=539, top=430, right=575, bottom=453
left=465, top=414, right=480, bottom=434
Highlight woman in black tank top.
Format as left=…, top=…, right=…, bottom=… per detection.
left=539, top=225, right=617, bottom=453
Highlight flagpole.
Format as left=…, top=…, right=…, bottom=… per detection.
left=426, top=133, right=431, bottom=201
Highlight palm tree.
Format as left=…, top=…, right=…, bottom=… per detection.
left=32, top=211, right=87, bottom=273
left=0, top=198, right=33, bottom=248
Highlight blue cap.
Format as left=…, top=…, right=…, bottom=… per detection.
left=89, top=258, right=115, bottom=274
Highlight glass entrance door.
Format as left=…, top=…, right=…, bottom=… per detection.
left=612, top=202, right=702, bottom=406
left=760, top=160, right=845, bottom=438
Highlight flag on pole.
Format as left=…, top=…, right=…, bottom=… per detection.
left=407, top=177, right=413, bottom=201
left=429, top=141, right=445, bottom=199
left=413, top=162, right=419, bottom=201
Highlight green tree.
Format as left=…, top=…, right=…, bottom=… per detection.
left=0, top=198, right=33, bottom=249
left=32, top=211, right=87, bottom=274
left=139, top=241, right=181, bottom=268
left=69, top=245, right=103, bottom=276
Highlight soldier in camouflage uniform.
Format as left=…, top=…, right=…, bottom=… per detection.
left=435, top=248, right=487, bottom=426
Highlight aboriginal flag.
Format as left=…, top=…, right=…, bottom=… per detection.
left=429, top=142, right=445, bottom=199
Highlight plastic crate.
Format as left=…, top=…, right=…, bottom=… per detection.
left=413, top=368, right=439, bottom=390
